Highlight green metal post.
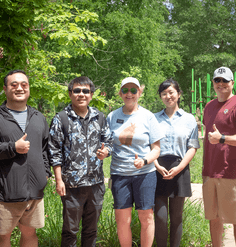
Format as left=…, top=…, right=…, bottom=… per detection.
left=191, top=69, right=194, bottom=113
left=234, top=72, right=236, bottom=95
left=194, top=80, right=197, bottom=116
left=207, top=73, right=211, bottom=103
left=199, top=78, right=203, bottom=137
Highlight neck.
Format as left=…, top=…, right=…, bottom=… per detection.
left=6, top=101, right=27, bottom=111
left=217, top=92, right=234, bottom=102
left=123, top=104, right=139, bottom=115
left=165, top=105, right=179, bottom=119
left=72, top=105, right=88, bottom=118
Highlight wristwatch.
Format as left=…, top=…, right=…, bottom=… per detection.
left=219, top=134, right=225, bottom=144
left=142, top=158, right=148, bottom=165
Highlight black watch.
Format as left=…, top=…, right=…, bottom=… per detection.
left=219, top=134, right=225, bottom=144
left=142, top=158, right=148, bottom=165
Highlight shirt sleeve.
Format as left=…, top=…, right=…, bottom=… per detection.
left=101, top=114, right=113, bottom=155
left=42, top=117, right=52, bottom=177
left=187, top=118, right=200, bottom=149
left=149, top=113, right=165, bottom=145
left=48, top=115, right=65, bottom=167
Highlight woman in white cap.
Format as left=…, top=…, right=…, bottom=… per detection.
left=107, top=77, right=164, bottom=247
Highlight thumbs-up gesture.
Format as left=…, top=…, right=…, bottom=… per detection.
left=134, top=154, right=145, bottom=169
left=15, top=133, right=30, bottom=154
left=96, top=143, right=109, bottom=160
left=208, top=124, right=222, bottom=144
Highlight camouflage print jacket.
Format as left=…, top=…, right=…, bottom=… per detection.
left=48, top=105, right=113, bottom=188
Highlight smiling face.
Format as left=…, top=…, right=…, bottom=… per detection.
left=213, top=77, right=234, bottom=102
left=160, top=85, right=180, bottom=109
left=3, top=72, right=30, bottom=104
left=119, top=83, right=141, bottom=108
left=69, top=83, right=93, bottom=112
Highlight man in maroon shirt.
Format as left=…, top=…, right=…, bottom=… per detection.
left=203, top=66, right=236, bottom=247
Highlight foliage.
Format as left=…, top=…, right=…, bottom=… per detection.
left=169, top=0, right=236, bottom=111
left=40, top=0, right=182, bottom=113
left=0, top=0, right=108, bottom=110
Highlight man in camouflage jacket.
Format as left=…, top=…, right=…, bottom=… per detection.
left=48, top=76, right=113, bottom=247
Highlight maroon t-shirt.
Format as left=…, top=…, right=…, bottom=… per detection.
left=203, top=95, right=236, bottom=178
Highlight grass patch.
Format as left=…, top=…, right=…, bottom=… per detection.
left=190, top=139, right=203, bottom=184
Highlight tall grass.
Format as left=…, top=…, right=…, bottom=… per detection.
left=10, top=151, right=210, bottom=246
left=190, top=139, right=203, bottom=184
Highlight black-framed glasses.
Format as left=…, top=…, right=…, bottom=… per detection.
left=214, top=78, right=230, bottom=83
left=72, top=88, right=91, bottom=94
left=121, top=88, right=138, bottom=94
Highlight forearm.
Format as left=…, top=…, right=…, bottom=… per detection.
left=53, top=165, right=63, bottom=183
left=177, top=147, right=197, bottom=172
left=145, top=141, right=161, bottom=164
left=222, top=134, right=236, bottom=146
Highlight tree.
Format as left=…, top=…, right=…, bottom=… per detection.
left=39, top=0, right=182, bottom=112
left=0, top=0, right=107, bottom=111
left=169, top=0, right=236, bottom=109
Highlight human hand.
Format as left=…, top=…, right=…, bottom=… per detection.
left=97, top=143, right=108, bottom=160
left=56, top=180, right=66, bottom=196
left=156, top=165, right=169, bottom=177
left=134, top=154, right=145, bottom=169
left=163, top=167, right=180, bottom=180
left=15, top=133, right=30, bottom=154
left=208, top=124, right=221, bottom=144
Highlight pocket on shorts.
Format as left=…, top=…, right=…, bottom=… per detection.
left=202, top=176, right=210, bottom=185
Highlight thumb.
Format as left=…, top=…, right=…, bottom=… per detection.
left=135, top=153, right=138, bottom=159
left=21, top=133, right=27, bottom=140
left=213, top=124, right=218, bottom=132
left=101, top=143, right=105, bottom=150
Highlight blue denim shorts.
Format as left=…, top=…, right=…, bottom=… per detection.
left=111, top=171, right=157, bottom=210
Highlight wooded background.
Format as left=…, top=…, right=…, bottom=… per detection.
left=1, top=0, right=236, bottom=119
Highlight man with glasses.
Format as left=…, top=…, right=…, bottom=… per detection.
left=48, top=76, right=113, bottom=247
left=0, top=70, right=51, bottom=246
left=203, top=66, right=236, bottom=246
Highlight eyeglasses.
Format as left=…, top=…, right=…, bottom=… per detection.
left=214, top=78, right=230, bottom=83
left=121, top=88, right=138, bottom=94
left=72, top=88, right=91, bottom=94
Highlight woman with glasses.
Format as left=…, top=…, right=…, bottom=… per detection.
left=107, top=77, right=164, bottom=247
left=154, top=78, right=200, bottom=247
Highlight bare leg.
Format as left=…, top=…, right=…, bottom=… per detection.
left=115, top=208, right=132, bottom=247
left=0, top=232, right=11, bottom=247
left=138, top=209, right=155, bottom=247
left=19, top=223, right=38, bottom=247
left=210, top=218, right=223, bottom=247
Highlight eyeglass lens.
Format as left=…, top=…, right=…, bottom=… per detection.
left=214, top=78, right=230, bottom=83
left=121, top=88, right=138, bottom=94
left=73, top=88, right=90, bottom=94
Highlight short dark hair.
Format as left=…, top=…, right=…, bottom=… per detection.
left=68, top=76, right=95, bottom=93
left=158, top=78, right=182, bottom=106
left=4, top=70, right=29, bottom=87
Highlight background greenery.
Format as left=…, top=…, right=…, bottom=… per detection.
left=1, top=0, right=236, bottom=115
